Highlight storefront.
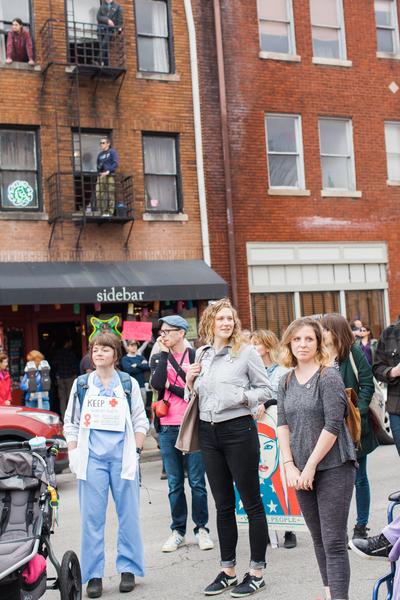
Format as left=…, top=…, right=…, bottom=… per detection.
left=0, top=260, right=227, bottom=403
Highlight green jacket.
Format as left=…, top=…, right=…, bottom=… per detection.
left=339, top=344, right=378, bottom=458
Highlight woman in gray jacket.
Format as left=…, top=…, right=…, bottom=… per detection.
left=186, top=299, right=273, bottom=598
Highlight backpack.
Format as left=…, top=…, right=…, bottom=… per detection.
left=75, top=370, right=132, bottom=411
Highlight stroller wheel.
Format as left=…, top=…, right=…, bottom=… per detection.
left=59, top=550, right=82, bottom=600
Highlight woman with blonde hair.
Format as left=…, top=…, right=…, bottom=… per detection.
left=186, top=299, right=273, bottom=597
left=277, top=317, right=357, bottom=600
left=251, top=329, right=296, bottom=549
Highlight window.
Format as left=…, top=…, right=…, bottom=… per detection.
left=257, top=0, right=296, bottom=54
left=319, top=118, right=356, bottom=190
left=375, top=0, right=400, bottom=54
left=0, top=129, right=39, bottom=211
left=142, top=134, right=180, bottom=212
left=265, top=114, right=305, bottom=188
left=310, top=0, right=346, bottom=60
left=135, top=0, right=172, bottom=73
left=345, top=290, right=385, bottom=339
left=72, top=131, right=110, bottom=210
left=300, top=291, right=340, bottom=316
left=384, top=122, right=400, bottom=182
left=251, top=293, right=295, bottom=337
left=0, top=0, right=31, bottom=62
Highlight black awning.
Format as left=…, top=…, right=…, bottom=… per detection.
left=0, top=260, right=228, bottom=305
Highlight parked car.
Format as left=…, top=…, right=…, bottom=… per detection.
left=0, top=405, right=68, bottom=473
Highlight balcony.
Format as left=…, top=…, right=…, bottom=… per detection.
left=48, top=172, right=134, bottom=224
left=41, top=19, right=126, bottom=77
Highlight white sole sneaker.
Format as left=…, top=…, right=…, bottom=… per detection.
left=162, top=536, right=186, bottom=552
left=348, top=540, right=390, bottom=561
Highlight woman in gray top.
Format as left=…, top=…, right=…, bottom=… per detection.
left=186, top=299, right=273, bottom=598
left=277, top=317, right=356, bottom=600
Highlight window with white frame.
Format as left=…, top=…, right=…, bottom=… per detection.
left=374, top=0, right=400, bottom=54
left=0, top=129, right=39, bottom=211
left=0, top=0, right=31, bottom=62
left=265, top=114, right=305, bottom=189
left=135, top=0, right=172, bottom=73
left=384, top=122, right=400, bottom=181
left=257, top=0, right=296, bottom=55
left=319, top=118, right=356, bottom=190
left=142, top=134, right=180, bottom=212
left=310, top=0, right=346, bottom=59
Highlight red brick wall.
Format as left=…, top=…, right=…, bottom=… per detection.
left=0, top=0, right=204, bottom=264
left=196, top=0, right=400, bottom=325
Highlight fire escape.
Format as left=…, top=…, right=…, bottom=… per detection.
left=40, top=12, right=134, bottom=249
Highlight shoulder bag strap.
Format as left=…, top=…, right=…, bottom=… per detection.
left=348, top=349, right=359, bottom=382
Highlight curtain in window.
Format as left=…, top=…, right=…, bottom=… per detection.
left=143, top=136, right=178, bottom=211
left=0, top=130, right=38, bottom=209
left=137, top=0, right=169, bottom=72
left=251, top=293, right=294, bottom=337
left=345, top=290, right=385, bottom=339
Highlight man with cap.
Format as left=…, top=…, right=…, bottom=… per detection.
left=150, top=315, right=213, bottom=553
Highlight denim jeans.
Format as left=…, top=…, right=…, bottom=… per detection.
left=389, top=414, right=400, bottom=456
left=355, top=455, right=370, bottom=526
left=159, top=425, right=209, bottom=535
left=199, top=416, right=268, bottom=570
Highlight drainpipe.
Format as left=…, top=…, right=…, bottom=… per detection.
left=212, top=0, right=238, bottom=307
left=183, top=0, right=211, bottom=266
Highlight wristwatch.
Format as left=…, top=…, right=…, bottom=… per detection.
left=136, top=447, right=142, bottom=456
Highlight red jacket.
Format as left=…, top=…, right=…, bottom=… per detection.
left=6, top=29, right=33, bottom=62
left=0, top=370, right=11, bottom=405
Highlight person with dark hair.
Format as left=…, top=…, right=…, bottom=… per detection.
left=64, top=332, right=148, bottom=598
left=349, top=318, right=363, bottom=340
left=373, top=317, right=400, bottom=456
left=6, top=18, right=34, bottom=65
left=97, top=0, right=123, bottom=66
left=0, top=352, right=11, bottom=406
left=356, top=323, right=377, bottom=367
left=95, top=136, right=119, bottom=217
left=277, top=317, right=357, bottom=600
left=321, top=313, right=377, bottom=541
left=185, top=299, right=273, bottom=597
left=121, top=339, right=149, bottom=404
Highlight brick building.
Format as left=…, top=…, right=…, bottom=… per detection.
left=195, top=0, right=400, bottom=337
left=0, top=0, right=226, bottom=400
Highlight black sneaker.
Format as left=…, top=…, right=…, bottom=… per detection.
left=349, top=533, right=393, bottom=561
left=230, top=573, right=265, bottom=597
left=204, top=572, right=238, bottom=596
left=283, top=531, right=297, bottom=549
left=119, top=572, right=135, bottom=593
left=87, top=578, right=102, bottom=598
left=352, top=524, right=369, bottom=539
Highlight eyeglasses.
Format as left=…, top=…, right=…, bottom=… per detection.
left=160, top=329, right=180, bottom=336
left=100, top=141, right=107, bottom=145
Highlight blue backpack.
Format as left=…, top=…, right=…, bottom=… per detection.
left=76, top=370, right=132, bottom=411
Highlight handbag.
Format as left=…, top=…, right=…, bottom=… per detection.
left=153, top=398, right=170, bottom=418
left=344, top=386, right=362, bottom=446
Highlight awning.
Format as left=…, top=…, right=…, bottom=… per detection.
left=0, top=260, right=228, bottom=305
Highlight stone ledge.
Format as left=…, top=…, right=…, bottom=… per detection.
left=142, top=212, right=188, bottom=222
left=259, top=51, right=301, bottom=63
left=136, top=72, right=181, bottom=82
left=268, top=188, right=311, bottom=196
left=0, top=212, right=48, bottom=221
left=0, top=62, right=40, bottom=72
left=321, top=190, right=362, bottom=198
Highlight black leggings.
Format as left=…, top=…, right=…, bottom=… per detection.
left=296, top=462, right=356, bottom=600
left=199, top=416, right=268, bottom=569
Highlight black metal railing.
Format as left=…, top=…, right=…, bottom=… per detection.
left=48, top=172, right=134, bottom=223
left=41, top=19, right=126, bottom=69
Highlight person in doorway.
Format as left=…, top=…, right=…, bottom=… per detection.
left=6, top=18, right=34, bottom=65
left=186, top=299, right=273, bottom=597
left=95, top=136, right=119, bottom=217
left=373, top=316, right=400, bottom=456
left=121, top=339, right=150, bottom=405
left=277, top=317, right=357, bottom=600
left=52, top=339, right=78, bottom=418
left=150, top=315, right=214, bottom=554
left=321, top=313, right=377, bottom=541
left=97, top=0, right=123, bottom=66
left=251, top=329, right=297, bottom=549
left=64, top=332, right=148, bottom=598
left=20, top=350, right=50, bottom=411
left=0, top=352, right=12, bottom=406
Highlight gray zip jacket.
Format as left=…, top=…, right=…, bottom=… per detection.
left=193, top=344, right=273, bottom=422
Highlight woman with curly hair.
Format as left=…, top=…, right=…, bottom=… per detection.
left=277, top=317, right=357, bottom=600
left=186, top=298, right=273, bottom=598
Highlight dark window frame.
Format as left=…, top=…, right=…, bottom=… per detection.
left=134, top=0, right=175, bottom=74
left=0, top=0, right=33, bottom=62
left=142, top=131, right=182, bottom=213
left=0, top=125, right=41, bottom=212
left=71, top=127, right=113, bottom=174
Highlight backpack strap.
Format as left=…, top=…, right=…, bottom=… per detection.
left=76, top=373, right=90, bottom=408
left=116, top=370, right=132, bottom=412
left=0, top=491, right=11, bottom=535
left=26, top=488, right=37, bottom=530
left=76, top=371, right=132, bottom=412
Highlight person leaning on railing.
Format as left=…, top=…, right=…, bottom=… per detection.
left=6, top=18, right=34, bottom=66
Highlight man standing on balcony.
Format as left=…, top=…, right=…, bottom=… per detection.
left=96, top=137, right=119, bottom=217
left=97, top=0, right=123, bottom=67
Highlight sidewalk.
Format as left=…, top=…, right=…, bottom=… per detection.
left=142, top=431, right=161, bottom=462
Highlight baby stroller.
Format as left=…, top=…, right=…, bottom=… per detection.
left=0, top=437, right=81, bottom=599
left=372, top=491, right=400, bottom=600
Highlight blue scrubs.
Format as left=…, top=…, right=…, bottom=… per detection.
left=78, top=372, right=144, bottom=583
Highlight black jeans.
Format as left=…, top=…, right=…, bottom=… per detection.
left=199, top=416, right=268, bottom=569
